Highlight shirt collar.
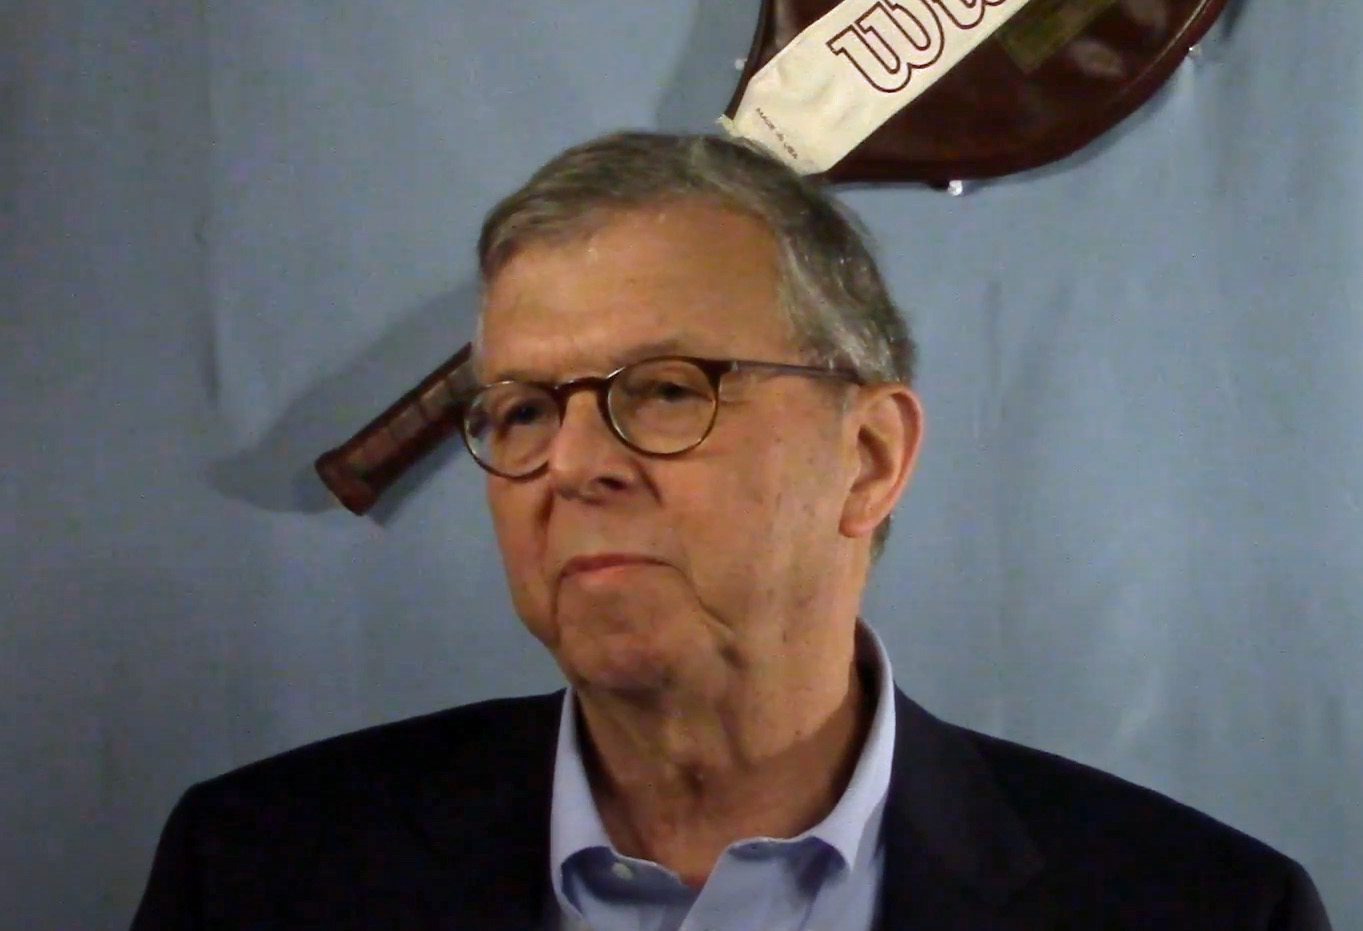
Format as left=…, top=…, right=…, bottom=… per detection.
left=549, top=620, right=898, bottom=894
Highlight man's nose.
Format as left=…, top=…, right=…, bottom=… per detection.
left=545, top=390, right=634, bottom=496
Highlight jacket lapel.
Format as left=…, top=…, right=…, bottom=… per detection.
left=878, top=689, right=1048, bottom=931
left=398, top=690, right=565, bottom=929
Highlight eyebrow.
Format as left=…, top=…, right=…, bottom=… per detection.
left=484, top=337, right=698, bottom=384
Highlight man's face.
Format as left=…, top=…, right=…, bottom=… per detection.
left=476, top=202, right=863, bottom=697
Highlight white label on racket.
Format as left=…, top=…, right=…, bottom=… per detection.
left=719, top=0, right=1033, bottom=174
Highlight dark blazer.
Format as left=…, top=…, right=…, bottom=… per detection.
left=130, top=688, right=1332, bottom=930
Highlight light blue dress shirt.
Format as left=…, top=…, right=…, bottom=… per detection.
left=547, top=622, right=897, bottom=931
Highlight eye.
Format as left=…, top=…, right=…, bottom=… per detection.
left=492, top=396, right=555, bottom=435
left=502, top=400, right=548, bottom=426
left=639, top=378, right=702, bottom=402
left=618, top=361, right=712, bottom=405
left=466, top=385, right=555, bottom=442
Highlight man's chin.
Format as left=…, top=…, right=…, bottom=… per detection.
left=552, top=587, right=710, bottom=696
left=553, top=575, right=685, bottom=637
left=575, top=668, right=675, bottom=699
left=560, top=638, right=679, bottom=696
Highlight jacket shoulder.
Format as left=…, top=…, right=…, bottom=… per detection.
left=132, top=691, right=564, bottom=928
left=198, top=689, right=563, bottom=796
left=954, top=723, right=1330, bottom=927
left=961, top=724, right=1276, bottom=857
left=173, top=689, right=562, bottom=858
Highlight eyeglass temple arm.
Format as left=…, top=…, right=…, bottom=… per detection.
left=314, top=342, right=474, bottom=515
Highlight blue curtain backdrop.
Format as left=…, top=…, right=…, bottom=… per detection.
left=3, top=1, right=1359, bottom=926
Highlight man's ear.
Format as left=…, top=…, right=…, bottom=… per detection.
left=839, top=383, right=923, bottom=540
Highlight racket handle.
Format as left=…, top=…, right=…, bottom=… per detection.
left=314, top=342, right=474, bottom=514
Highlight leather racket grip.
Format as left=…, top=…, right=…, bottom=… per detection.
left=314, top=342, right=474, bottom=514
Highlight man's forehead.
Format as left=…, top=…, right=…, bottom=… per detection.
left=475, top=332, right=738, bottom=384
left=475, top=204, right=793, bottom=381
left=488, top=202, right=776, bottom=279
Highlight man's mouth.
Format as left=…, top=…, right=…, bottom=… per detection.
left=559, top=554, right=665, bottom=579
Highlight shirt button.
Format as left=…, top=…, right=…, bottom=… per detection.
left=610, top=861, right=635, bottom=880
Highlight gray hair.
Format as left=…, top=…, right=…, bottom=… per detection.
left=476, top=131, right=917, bottom=561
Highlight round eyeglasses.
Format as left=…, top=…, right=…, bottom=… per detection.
left=459, top=355, right=862, bottom=479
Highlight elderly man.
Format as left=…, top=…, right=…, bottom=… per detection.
left=130, top=132, right=1332, bottom=930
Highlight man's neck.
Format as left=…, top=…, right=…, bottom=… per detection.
left=574, top=656, right=873, bottom=889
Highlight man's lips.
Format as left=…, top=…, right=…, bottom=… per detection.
left=559, top=554, right=666, bottom=579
